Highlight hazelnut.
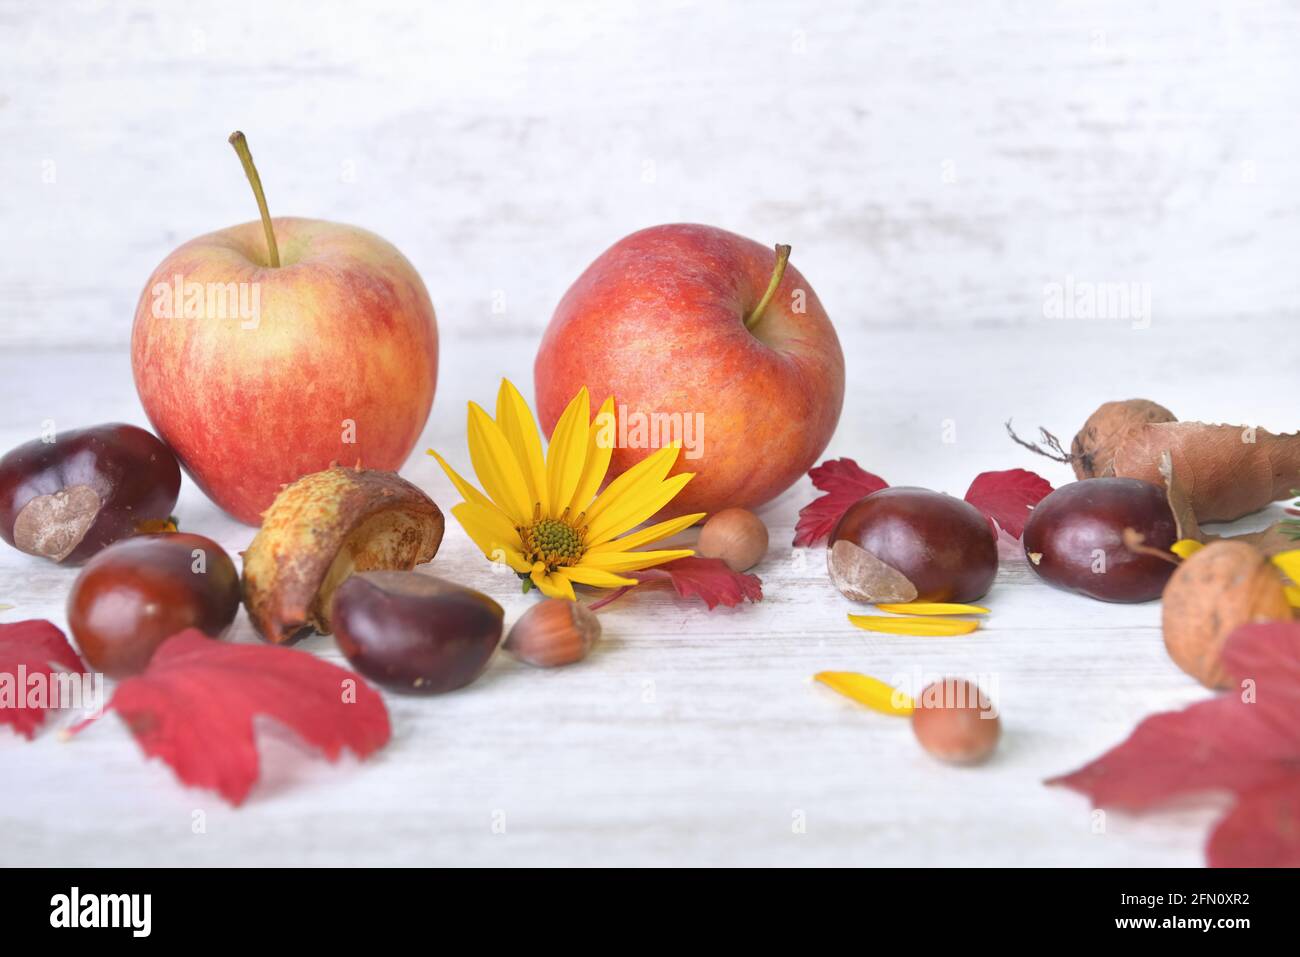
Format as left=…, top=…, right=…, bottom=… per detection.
left=504, top=599, right=601, bottom=668
left=697, top=507, right=768, bottom=572
left=911, top=679, right=1001, bottom=765
left=1161, top=540, right=1292, bottom=689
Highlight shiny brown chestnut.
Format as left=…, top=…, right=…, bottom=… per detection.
left=829, top=487, right=998, bottom=603
left=67, top=532, right=241, bottom=677
left=331, top=571, right=504, bottom=694
left=0, top=423, right=181, bottom=564
left=1022, top=478, right=1176, bottom=602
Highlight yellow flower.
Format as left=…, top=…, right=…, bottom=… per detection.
left=429, top=379, right=705, bottom=599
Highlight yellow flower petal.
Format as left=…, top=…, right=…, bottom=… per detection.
left=584, top=444, right=680, bottom=527
left=495, top=378, right=549, bottom=515
left=428, top=449, right=496, bottom=512
left=876, top=602, right=990, bottom=616
left=1271, top=549, right=1300, bottom=584
left=1172, top=539, right=1205, bottom=560
left=557, top=565, right=639, bottom=589
left=582, top=548, right=695, bottom=572
left=531, top=566, right=576, bottom=600
left=815, top=672, right=914, bottom=716
left=451, top=501, right=523, bottom=560
left=545, top=387, right=590, bottom=517
left=467, top=402, right=533, bottom=524
left=1285, top=584, right=1300, bottom=608
left=497, top=545, right=535, bottom=574
left=568, top=396, right=616, bottom=514
left=587, top=512, right=706, bottom=554
left=847, top=614, right=980, bottom=637
left=585, top=472, right=695, bottom=546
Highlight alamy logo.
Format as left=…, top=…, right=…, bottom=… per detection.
left=1042, top=274, right=1151, bottom=329
left=49, top=887, right=151, bottom=937
left=592, top=405, right=706, bottom=460
left=151, top=273, right=261, bottom=330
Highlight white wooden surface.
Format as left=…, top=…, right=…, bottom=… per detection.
left=2, top=1, right=1299, bottom=866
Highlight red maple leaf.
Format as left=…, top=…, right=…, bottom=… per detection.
left=0, top=619, right=88, bottom=740
left=1048, top=620, right=1300, bottom=867
left=963, top=468, right=1054, bottom=539
left=74, top=630, right=391, bottom=805
left=792, top=458, right=889, bottom=547
left=588, top=556, right=762, bottom=611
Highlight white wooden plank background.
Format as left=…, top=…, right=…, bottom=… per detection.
left=1, top=0, right=1298, bottom=866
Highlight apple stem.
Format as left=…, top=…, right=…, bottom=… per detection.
left=744, top=244, right=792, bottom=330
left=227, top=131, right=281, bottom=268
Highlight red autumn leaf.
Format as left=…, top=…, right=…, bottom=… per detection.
left=78, top=630, right=390, bottom=806
left=588, top=556, right=762, bottom=611
left=0, top=619, right=87, bottom=740
left=1048, top=620, right=1300, bottom=867
left=792, top=458, right=889, bottom=547
left=963, top=468, right=1053, bottom=539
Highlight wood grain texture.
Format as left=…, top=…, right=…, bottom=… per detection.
left=1, top=1, right=1298, bottom=866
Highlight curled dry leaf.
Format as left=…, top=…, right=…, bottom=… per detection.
left=1161, top=540, right=1292, bottom=688
left=1157, top=451, right=1201, bottom=543
left=1017, top=399, right=1299, bottom=523
left=0, top=619, right=87, bottom=739
left=1112, top=421, right=1300, bottom=523
left=1069, top=399, right=1178, bottom=479
left=1049, top=620, right=1300, bottom=867
left=72, top=629, right=391, bottom=805
left=242, top=466, right=444, bottom=643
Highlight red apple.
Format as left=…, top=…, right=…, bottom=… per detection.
left=131, top=133, right=437, bottom=525
left=534, top=224, right=844, bottom=519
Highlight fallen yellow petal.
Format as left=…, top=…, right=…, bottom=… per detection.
left=876, top=602, right=989, bottom=616
left=815, top=672, right=914, bottom=716
left=1286, top=585, right=1300, bottom=609
left=1171, top=539, right=1205, bottom=560
left=847, top=614, right=980, bottom=637
left=1271, top=549, right=1300, bottom=585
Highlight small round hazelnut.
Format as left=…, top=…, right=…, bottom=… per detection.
left=911, top=678, right=1001, bottom=765
left=1161, top=540, right=1292, bottom=689
left=697, top=508, right=768, bottom=572
left=504, top=598, right=601, bottom=668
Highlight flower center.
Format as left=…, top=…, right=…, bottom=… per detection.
left=519, top=515, right=585, bottom=568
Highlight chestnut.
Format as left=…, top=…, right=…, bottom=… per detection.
left=0, top=423, right=181, bottom=564
left=911, top=678, right=1001, bottom=765
left=331, top=571, right=504, bottom=694
left=1022, top=478, right=1176, bottom=602
left=67, top=532, right=241, bottom=678
left=828, top=487, right=997, bottom=603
